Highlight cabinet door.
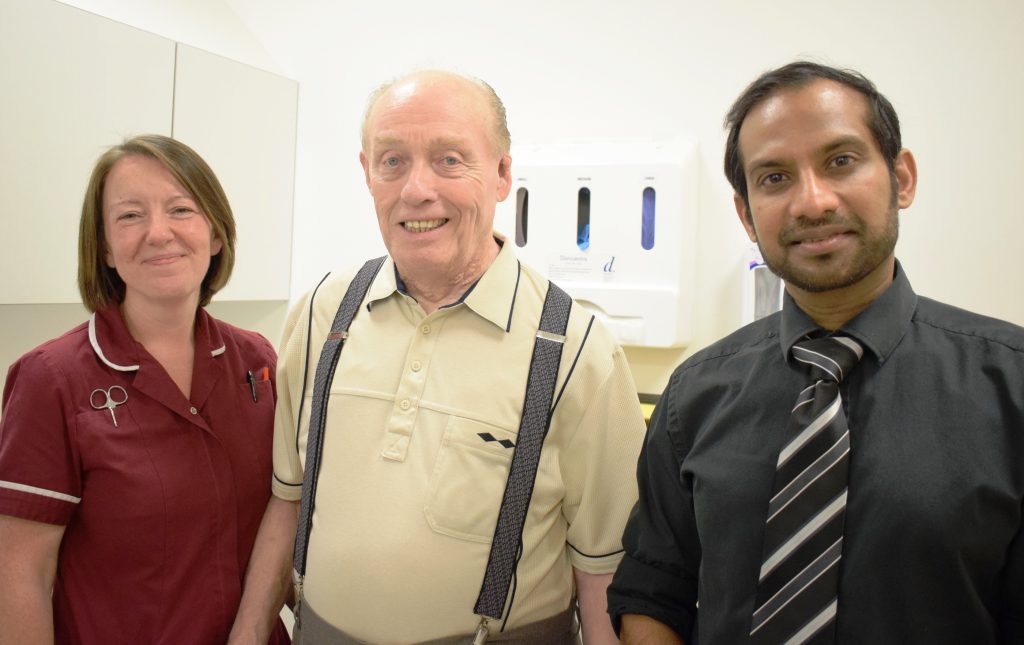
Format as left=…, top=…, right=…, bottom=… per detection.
left=172, top=44, right=297, bottom=301
left=0, top=0, right=175, bottom=304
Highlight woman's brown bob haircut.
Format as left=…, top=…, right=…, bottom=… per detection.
left=77, top=134, right=236, bottom=311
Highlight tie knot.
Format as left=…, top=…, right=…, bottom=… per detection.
left=791, top=335, right=864, bottom=383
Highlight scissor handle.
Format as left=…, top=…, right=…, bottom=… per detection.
left=89, top=388, right=109, bottom=410
left=107, top=385, right=128, bottom=405
left=90, top=386, right=127, bottom=409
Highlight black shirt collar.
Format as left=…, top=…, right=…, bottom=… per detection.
left=779, top=259, right=918, bottom=365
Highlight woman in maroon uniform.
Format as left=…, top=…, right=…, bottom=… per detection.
left=0, top=135, right=289, bottom=644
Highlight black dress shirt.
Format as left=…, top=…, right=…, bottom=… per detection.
left=608, top=262, right=1024, bottom=644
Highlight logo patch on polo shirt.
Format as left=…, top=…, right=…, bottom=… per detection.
left=477, top=432, right=515, bottom=449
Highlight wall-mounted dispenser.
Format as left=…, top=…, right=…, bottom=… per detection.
left=495, top=141, right=698, bottom=348
left=741, top=245, right=784, bottom=324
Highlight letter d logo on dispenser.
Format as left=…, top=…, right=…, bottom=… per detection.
left=603, top=256, right=616, bottom=273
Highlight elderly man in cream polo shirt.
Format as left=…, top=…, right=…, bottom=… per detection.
left=229, top=70, right=646, bottom=645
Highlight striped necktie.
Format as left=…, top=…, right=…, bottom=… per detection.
left=750, top=335, right=864, bottom=645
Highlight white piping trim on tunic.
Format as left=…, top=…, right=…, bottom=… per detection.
left=0, top=480, right=81, bottom=504
left=89, top=314, right=139, bottom=372
left=89, top=314, right=226, bottom=367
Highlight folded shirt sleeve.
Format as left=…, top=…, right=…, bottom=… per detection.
left=271, top=287, right=316, bottom=501
left=607, top=371, right=699, bottom=639
left=561, top=344, right=647, bottom=575
left=999, top=514, right=1024, bottom=643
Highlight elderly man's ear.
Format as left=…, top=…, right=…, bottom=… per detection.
left=496, top=155, right=512, bottom=201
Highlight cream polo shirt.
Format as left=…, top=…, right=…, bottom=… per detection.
left=272, top=239, right=645, bottom=644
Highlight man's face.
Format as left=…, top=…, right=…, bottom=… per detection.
left=734, top=79, right=916, bottom=295
left=359, top=75, right=511, bottom=284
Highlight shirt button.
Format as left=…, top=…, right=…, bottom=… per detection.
left=189, top=406, right=198, bottom=415
left=400, top=399, right=411, bottom=410
left=421, top=324, right=431, bottom=335
left=411, top=360, right=422, bottom=372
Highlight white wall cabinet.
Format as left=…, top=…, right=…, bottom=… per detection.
left=0, top=0, right=175, bottom=303
left=173, top=45, right=297, bottom=301
left=0, top=0, right=296, bottom=304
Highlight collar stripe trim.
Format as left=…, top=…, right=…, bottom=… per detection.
left=89, top=313, right=139, bottom=372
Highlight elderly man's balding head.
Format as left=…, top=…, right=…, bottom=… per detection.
left=360, top=70, right=511, bottom=156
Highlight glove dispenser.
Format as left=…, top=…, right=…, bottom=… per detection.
left=496, top=142, right=697, bottom=348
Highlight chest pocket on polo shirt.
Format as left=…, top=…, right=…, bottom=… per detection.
left=424, top=416, right=516, bottom=543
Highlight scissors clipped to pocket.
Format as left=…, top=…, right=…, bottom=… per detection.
left=90, top=385, right=128, bottom=427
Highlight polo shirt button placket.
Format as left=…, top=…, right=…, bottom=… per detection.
left=189, top=406, right=198, bottom=415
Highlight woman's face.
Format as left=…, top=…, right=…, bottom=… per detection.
left=102, top=154, right=222, bottom=309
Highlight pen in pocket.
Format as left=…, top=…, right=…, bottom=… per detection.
left=246, top=367, right=271, bottom=403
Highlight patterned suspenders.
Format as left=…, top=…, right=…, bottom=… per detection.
left=292, top=257, right=572, bottom=638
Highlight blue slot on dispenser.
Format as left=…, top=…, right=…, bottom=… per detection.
left=577, top=187, right=591, bottom=251
left=641, top=187, right=655, bottom=250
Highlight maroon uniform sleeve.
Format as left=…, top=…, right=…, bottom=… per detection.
left=0, top=349, right=81, bottom=525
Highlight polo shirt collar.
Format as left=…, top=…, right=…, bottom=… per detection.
left=88, top=304, right=227, bottom=372
left=462, top=235, right=520, bottom=332
left=366, top=257, right=401, bottom=308
left=779, top=259, right=918, bottom=365
left=365, top=233, right=519, bottom=333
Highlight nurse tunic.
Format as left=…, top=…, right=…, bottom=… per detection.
left=0, top=304, right=290, bottom=644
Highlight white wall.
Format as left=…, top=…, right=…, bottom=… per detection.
left=5, top=0, right=1024, bottom=398
left=0, top=1, right=291, bottom=393
left=224, top=0, right=1024, bottom=394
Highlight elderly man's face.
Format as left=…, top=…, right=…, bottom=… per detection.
left=360, top=75, right=511, bottom=285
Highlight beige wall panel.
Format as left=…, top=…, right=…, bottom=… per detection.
left=172, top=44, right=297, bottom=301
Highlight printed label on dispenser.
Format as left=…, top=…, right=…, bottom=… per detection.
left=549, top=255, right=593, bottom=281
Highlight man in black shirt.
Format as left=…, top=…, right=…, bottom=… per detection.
left=607, top=61, right=1024, bottom=644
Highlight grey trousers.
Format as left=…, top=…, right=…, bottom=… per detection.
left=293, top=600, right=581, bottom=645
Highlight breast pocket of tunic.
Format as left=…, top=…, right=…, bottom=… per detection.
left=424, top=416, right=517, bottom=543
left=233, top=379, right=276, bottom=479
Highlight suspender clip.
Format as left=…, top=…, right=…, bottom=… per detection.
left=292, top=569, right=304, bottom=628
left=535, top=330, right=565, bottom=344
left=472, top=617, right=490, bottom=645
